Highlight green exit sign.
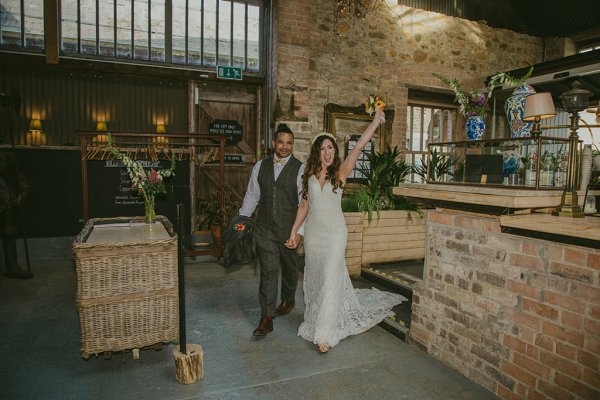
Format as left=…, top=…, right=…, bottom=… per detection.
left=217, top=66, right=243, bottom=80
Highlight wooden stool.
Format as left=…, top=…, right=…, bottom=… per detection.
left=173, top=344, right=204, bottom=384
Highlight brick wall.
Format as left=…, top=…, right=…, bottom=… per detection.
left=409, top=209, right=600, bottom=399
left=275, top=1, right=547, bottom=158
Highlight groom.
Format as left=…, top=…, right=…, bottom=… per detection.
left=239, top=123, right=304, bottom=336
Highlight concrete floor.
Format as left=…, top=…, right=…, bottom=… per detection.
left=0, top=247, right=499, bottom=400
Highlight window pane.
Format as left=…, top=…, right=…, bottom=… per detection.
left=2, top=0, right=22, bottom=45
left=134, top=0, right=149, bottom=59
left=218, top=0, right=231, bottom=66
left=231, top=2, right=244, bottom=68
left=99, top=0, right=115, bottom=56
left=117, top=0, right=132, bottom=57
left=81, top=0, right=97, bottom=54
left=203, top=0, right=217, bottom=66
left=25, top=0, right=44, bottom=49
left=422, top=107, right=432, bottom=147
left=150, top=0, right=164, bottom=61
left=246, top=3, right=259, bottom=71
left=411, top=107, right=422, bottom=152
left=188, top=1, right=202, bottom=65
left=61, top=0, right=77, bottom=52
left=171, top=0, right=185, bottom=63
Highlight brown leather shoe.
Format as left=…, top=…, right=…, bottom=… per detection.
left=252, top=317, right=273, bottom=336
left=275, top=300, right=295, bottom=316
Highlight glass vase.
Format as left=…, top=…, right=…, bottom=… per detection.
left=144, top=195, right=156, bottom=224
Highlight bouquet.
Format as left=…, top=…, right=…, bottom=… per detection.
left=107, top=133, right=175, bottom=222
left=364, top=95, right=386, bottom=122
left=432, top=74, right=491, bottom=118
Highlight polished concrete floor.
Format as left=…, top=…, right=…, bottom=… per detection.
left=0, top=243, right=499, bottom=400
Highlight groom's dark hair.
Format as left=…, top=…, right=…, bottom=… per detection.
left=274, top=123, right=293, bottom=139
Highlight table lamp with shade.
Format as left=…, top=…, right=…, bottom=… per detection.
left=523, top=92, right=556, bottom=137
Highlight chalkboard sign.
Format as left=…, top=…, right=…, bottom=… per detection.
left=0, top=148, right=83, bottom=238
left=87, top=159, right=191, bottom=234
left=208, top=119, right=243, bottom=145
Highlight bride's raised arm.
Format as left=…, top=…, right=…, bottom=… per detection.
left=339, top=108, right=384, bottom=181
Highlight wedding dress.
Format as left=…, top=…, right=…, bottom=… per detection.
left=298, top=176, right=406, bottom=348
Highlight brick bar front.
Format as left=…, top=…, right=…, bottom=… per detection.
left=408, top=209, right=600, bottom=400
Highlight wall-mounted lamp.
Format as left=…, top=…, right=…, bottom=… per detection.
left=95, top=121, right=108, bottom=143
left=553, top=81, right=592, bottom=218
left=156, top=124, right=166, bottom=133
left=523, top=93, right=556, bottom=137
left=28, top=119, right=42, bottom=146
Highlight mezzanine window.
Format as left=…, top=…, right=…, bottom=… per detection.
left=0, top=0, right=262, bottom=73
left=59, top=0, right=262, bottom=71
left=0, top=0, right=44, bottom=50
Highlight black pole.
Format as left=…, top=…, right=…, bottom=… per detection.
left=176, top=204, right=187, bottom=354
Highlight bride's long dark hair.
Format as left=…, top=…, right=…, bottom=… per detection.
left=301, top=135, right=342, bottom=200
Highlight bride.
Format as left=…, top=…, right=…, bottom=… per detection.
left=285, top=108, right=406, bottom=353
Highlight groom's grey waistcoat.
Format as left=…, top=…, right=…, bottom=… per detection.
left=256, top=155, right=302, bottom=241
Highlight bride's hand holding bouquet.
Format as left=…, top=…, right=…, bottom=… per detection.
left=365, top=95, right=386, bottom=123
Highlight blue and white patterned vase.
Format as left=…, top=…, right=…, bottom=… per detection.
left=465, top=115, right=485, bottom=141
left=504, top=84, right=536, bottom=138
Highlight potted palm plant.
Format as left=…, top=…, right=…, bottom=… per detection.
left=341, top=146, right=425, bottom=275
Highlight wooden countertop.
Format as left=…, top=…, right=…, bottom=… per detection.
left=500, top=213, right=600, bottom=242
left=393, top=183, right=582, bottom=209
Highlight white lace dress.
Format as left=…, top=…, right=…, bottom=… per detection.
left=298, top=176, right=407, bottom=348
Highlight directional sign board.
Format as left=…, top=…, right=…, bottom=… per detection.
left=217, top=66, right=242, bottom=80
left=208, top=119, right=243, bottom=145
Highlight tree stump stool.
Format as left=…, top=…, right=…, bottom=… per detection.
left=173, top=344, right=204, bottom=384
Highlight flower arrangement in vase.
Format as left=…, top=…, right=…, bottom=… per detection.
left=434, top=67, right=533, bottom=140
left=107, top=134, right=176, bottom=223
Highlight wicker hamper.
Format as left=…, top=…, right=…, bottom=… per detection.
left=73, top=216, right=179, bottom=358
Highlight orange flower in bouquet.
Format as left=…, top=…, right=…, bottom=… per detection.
left=365, top=95, right=386, bottom=122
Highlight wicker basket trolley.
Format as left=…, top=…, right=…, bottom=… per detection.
left=73, top=216, right=179, bottom=359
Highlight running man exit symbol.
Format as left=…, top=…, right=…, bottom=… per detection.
left=217, top=66, right=243, bottom=80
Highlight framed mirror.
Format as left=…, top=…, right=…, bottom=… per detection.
left=323, top=103, right=394, bottom=153
left=324, top=103, right=394, bottom=184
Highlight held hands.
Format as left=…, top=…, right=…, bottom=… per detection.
left=284, top=233, right=302, bottom=249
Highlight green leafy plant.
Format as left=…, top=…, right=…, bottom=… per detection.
left=198, top=189, right=241, bottom=229
left=343, top=145, right=421, bottom=222
left=413, top=149, right=457, bottom=182
left=342, top=186, right=380, bottom=222
left=357, top=145, right=411, bottom=208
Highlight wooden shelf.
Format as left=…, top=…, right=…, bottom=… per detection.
left=394, top=183, right=582, bottom=210
left=500, top=213, right=600, bottom=242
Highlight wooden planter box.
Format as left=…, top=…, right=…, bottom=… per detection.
left=360, top=210, right=426, bottom=266
left=343, top=210, right=426, bottom=277
left=298, top=211, right=425, bottom=278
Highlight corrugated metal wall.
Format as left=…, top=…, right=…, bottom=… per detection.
left=0, top=66, right=188, bottom=146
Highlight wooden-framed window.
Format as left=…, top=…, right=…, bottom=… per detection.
left=405, top=86, right=459, bottom=183
left=0, top=0, right=44, bottom=50
left=56, top=0, right=262, bottom=71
